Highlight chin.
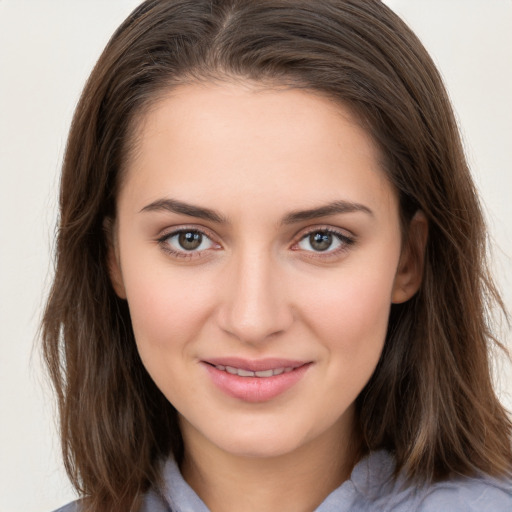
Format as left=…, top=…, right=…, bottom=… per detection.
left=219, top=436, right=304, bottom=459
left=204, top=419, right=316, bottom=460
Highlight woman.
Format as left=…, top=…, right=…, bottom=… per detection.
left=44, top=1, right=512, bottom=511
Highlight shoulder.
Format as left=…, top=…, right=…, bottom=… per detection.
left=52, top=502, right=81, bottom=512
left=415, top=474, right=512, bottom=512
left=349, top=451, right=512, bottom=512
left=52, top=488, right=171, bottom=512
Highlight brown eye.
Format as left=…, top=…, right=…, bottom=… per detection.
left=178, top=231, right=203, bottom=250
left=158, top=228, right=221, bottom=258
left=161, top=229, right=217, bottom=255
left=296, top=229, right=353, bottom=254
left=309, top=231, right=333, bottom=251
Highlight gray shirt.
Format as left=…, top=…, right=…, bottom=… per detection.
left=54, top=450, right=512, bottom=511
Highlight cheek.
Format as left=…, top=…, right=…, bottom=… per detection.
left=122, top=265, right=218, bottom=407
left=293, top=251, right=398, bottom=371
left=120, top=250, right=215, bottom=360
left=303, top=262, right=394, bottom=325
left=300, top=272, right=393, bottom=426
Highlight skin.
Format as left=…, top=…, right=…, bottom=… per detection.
left=109, top=81, right=426, bottom=512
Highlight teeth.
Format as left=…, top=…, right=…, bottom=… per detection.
left=255, top=369, right=274, bottom=377
left=237, top=369, right=255, bottom=377
left=215, top=364, right=294, bottom=377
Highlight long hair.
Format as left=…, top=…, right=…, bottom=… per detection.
left=42, top=1, right=512, bottom=510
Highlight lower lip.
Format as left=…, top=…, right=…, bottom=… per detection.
left=203, top=363, right=312, bottom=403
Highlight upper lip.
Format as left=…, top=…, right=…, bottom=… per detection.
left=202, top=357, right=310, bottom=372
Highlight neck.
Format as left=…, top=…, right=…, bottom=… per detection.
left=180, top=412, right=360, bottom=512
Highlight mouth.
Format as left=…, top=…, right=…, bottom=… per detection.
left=209, top=364, right=295, bottom=378
left=201, top=358, right=312, bottom=402
left=202, top=357, right=308, bottom=375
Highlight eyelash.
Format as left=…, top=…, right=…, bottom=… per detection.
left=292, top=227, right=355, bottom=258
left=157, top=227, right=220, bottom=260
left=156, top=226, right=355, bottom=260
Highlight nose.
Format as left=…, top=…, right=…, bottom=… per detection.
left=217, top=249, right=294, bottom=345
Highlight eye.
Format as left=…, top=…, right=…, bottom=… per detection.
left=295, top=229, right=354, bottom=254
left=159, top=229, right=218, bottom=256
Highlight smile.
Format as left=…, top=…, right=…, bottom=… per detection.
left=202, top=358, right=312, bottom=402
left=213, top=364, right=294, bottom=377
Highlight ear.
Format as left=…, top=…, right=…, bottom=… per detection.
left=391, top=210, right=428, bottom=304
left=103, top=217, right=127, bottom=299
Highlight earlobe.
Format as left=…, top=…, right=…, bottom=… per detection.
left=104, top=217, right=127, bottom=299
left=391, top=210, right=428, bottom=304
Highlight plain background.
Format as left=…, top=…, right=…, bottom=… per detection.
left=0, top=1, right=511, bottom=511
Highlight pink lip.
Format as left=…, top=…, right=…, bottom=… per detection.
left=204, top=357, right=307, bottom=372
left=202, top=358, right=312, bottom=403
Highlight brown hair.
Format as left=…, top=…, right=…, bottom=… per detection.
left=42, top=0, right=512, bottom=510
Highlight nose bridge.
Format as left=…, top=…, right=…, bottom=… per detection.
left=219, top=244, right=292, bottom=344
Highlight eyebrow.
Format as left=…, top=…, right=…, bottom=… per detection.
left=282, top=200, right=373, bottom=224
left=140, top=198, right=228, bottom=224
left=140, top=198, right=373, bottom=224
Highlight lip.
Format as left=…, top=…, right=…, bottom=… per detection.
left=204, top=357, right=307, bottom=372
left=201, top=358, right=312, bottom=403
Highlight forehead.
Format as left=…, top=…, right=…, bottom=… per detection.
left=120, top=81, right=397, bottom=219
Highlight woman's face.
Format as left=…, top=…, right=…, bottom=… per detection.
left=110, top=82, right=422, bottom=460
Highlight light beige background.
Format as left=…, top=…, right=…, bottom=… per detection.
left=0, top=1, right=510, bottom=511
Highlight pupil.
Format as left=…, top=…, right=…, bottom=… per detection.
left=179, top=231, right=202, bottom=250
left=310, top=232, right=332, bottom=251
